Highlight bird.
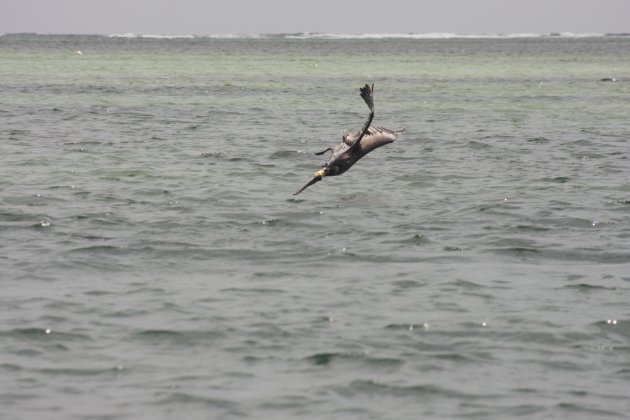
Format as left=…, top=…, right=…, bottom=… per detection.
left=293, top=83, right=403, bottom=196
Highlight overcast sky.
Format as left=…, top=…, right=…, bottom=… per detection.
left=1, top=0, right=629, bottom=35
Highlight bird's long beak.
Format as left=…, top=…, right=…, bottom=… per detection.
left=293, top=169, right=326, bottom=196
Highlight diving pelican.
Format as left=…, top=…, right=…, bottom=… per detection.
left=293, top=83, right=403, bottom=195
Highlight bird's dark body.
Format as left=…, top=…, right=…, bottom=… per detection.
left=293, top=83, right=403, bottom=195
left=323, top=125, right=402, bottom=176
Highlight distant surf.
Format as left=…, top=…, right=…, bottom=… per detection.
left=102, top=32, right=625, bottom=40
left=3, top=32, right=628, bottom=39
left=282, top=32, right=610, bottom=39
left=107, top=33, right=196, bottom=39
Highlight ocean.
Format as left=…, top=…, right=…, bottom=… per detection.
left=1, top=33, right=629, bottom=419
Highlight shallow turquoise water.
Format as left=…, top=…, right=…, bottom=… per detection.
left=1, top=34, right=630, bottom=419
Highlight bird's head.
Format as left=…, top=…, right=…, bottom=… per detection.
left=293, top=167, right=329, bottom=196
left=313, top=167, right=328, bottom=178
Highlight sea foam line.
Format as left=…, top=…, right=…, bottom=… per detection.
left=282, top=32, right=609, bottom=40
left=3, top=32, right=622, bottom=40
left=107, top=33, right=196, bottom=39
left=106, top=32, right=615, bottom=40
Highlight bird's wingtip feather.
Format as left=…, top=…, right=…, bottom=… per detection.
left=359, top=83, right=375, bottom=111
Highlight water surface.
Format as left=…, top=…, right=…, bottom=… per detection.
left=1, top=34, right=630, bottom=419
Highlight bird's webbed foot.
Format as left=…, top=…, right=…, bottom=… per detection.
left=314, top=147, right=333, bottom=156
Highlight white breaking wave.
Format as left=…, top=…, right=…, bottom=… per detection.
left=107, top=33, right=196, bottom=39
left=106, top=33, right=269, bottom=39
left=6, top=32, right=616, bottom=40
left=283, top=32, right=608, bottom=40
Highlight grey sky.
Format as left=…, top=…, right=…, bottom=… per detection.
left=1, top=0, right=629, bottom=35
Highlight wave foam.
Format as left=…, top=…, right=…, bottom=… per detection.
left=4, top=32, right=621, bottom=40
left=108, top=33, right=196, bottom=39
left=283, top=32, right=609, bottom=40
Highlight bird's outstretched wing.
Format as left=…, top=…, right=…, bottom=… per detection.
left=357, top=126, right=404, bottom=155
left=347, top=83, right=375, bottom=153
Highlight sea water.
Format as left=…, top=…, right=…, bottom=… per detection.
left=1, top=33, right=630, bottom=419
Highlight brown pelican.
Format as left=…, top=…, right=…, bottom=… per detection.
left=293, top=83, right=403, bottom=195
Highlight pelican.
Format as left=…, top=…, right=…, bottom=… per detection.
left=293, top=83, right=403, bottom=196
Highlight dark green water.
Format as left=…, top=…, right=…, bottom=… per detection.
left=1, top=34, right=630, bottom=419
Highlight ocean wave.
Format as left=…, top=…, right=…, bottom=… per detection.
left=107, top=33, right=196, bottom=39
left=283, top=32, right=610, bottom=40
left=106, top=32, right=266, bottom=39
left=3, top=32, right=625, bottom=40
